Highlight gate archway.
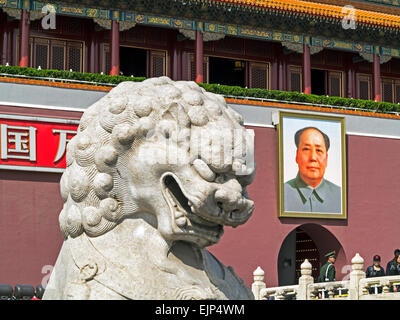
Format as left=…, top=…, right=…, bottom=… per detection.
left=278, top=224, right=346, bottom=286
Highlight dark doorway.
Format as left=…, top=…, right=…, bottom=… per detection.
left=120, top=46, right=147, bottom=77
left=311, top=69, right=326, bottom=95
left=278, top=224, right=346, bottom=286
left=278, top=227, right=320, bottom=286
left=209, top=56, right=245, bottom=87
left=278, top=229, right=297, bottom=286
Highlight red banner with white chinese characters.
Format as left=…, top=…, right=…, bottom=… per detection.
left=0, top=114, right=79, bottom=172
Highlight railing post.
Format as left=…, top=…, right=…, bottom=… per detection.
left=252, top=266, right=266, bottom=300
left=382, top=280, right=391, bottom=294
left=298, top=259, right=314, bottom=300
left=275, top=289, right=285, bottom=300
left=349, top=253, right=365, bottom=300
left=327, top=285, right=335, bottom=299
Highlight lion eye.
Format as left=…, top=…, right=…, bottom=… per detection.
left=215, top=174, right=225, bottom=184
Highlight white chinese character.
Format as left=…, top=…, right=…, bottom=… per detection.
left=53, top=129, right=77, bottom=163
left=0, top=124, right=37, bottom=161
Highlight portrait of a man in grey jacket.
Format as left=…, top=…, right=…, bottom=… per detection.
left=284, top=126, right=341, bottom=213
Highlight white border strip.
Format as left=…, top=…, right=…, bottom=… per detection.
left=0, top=113, right=81, bottom=124
left=0, top=100, right=87, bottom=113
left=346, top=131, right=400, bottom=140
left=244, top=122, right=275, bottom=128
left=244, top=122, right=400, bottom=140
left=0, top=164, right=65, bottom=173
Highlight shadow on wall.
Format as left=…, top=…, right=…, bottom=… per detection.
left=278, top=223, right=347, bottom=286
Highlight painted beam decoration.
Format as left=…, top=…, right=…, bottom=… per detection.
left=32, top=1, right=196, bottom=29
left=0, top=114, right=79, bottom=172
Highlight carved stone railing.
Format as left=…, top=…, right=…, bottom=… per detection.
left=307, top=281, right=349, bottom=300
left=259, top=285, right=298, bottom=300
left=252, top=253, right=400, bottom=300
left=359, top=275, right=400, bottom=300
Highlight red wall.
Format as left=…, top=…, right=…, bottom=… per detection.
left=0, top=105, right=80, bottom=287
left=209, top=126, right=400, bottom=287
left=0, top=171, right=64, bottom=286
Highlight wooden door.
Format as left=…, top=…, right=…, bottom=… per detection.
left=295, top=228, right=320, bottom=282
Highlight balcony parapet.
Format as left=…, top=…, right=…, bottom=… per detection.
left=252, top=253, right=400, bottom=300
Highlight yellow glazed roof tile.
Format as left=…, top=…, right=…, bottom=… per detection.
left=204, top=0, right=400, bottom=29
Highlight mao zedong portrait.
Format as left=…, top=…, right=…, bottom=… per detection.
left=284, top=127, right=341, bottom=213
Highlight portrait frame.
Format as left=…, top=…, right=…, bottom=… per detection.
left=277, top=111, right=347, bottom=219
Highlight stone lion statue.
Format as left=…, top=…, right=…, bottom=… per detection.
left=43, top=77, right=256, bottom=300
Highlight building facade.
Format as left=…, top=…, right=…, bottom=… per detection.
left=3, top=0, right=400, bottom=102
left=0, top=0, right=400, bottom=290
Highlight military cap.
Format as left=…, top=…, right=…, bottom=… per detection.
left=373, top=255, right=381, bottom=261
left=325, top=251, right=336, bottom=258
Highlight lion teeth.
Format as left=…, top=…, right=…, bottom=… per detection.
left=176, top=217, right=187, bottom=227
left=174, top=210, right=184, bottom=218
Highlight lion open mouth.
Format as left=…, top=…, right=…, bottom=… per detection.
left=162, top=173, right=224, bottom=244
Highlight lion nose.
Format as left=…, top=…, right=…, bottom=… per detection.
left=214, top=188, right=243, bottom=213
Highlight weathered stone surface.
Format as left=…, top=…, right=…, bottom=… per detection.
left=43, top=77, right=256, bottom=300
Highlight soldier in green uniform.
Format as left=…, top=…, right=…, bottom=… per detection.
left=318, top=251, right=336, bottom=282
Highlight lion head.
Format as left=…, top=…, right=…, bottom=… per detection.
left=59, top=77, right=255, bottom=248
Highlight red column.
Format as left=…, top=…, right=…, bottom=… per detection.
left=345, top=55, right=354, bottom=98
left=373, top=54, right=381, bottom=102
left=172, top=41, right=182, bottom=81
left=271, top=44, right=280, bottom=90
left=303, top=44, right=311, bottom=94
left=278, top=61, right=284, bottom=91
left=110, top=20, right=120, bottom=76
left=270, top=57, right=278, bottom=90
left=245, top=61, right=249, bottom=88
left=195, top=30, right=203, bottom=83
left=6, top=22, right=12, bottom=65
left=1, top=17, right=9, bottom=65
left=19, top=9, right=30, bottom=67
left=167, top=32, right=174, bottom=79
left=89, top=34, right=95, bottom=73
left=182, top=50, right=189, bottom=81
left=89, top=28, right=99, bottom=74
left=346, top=68, right=353, bottom=98
left=278, top=53, right=287, bottom=91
